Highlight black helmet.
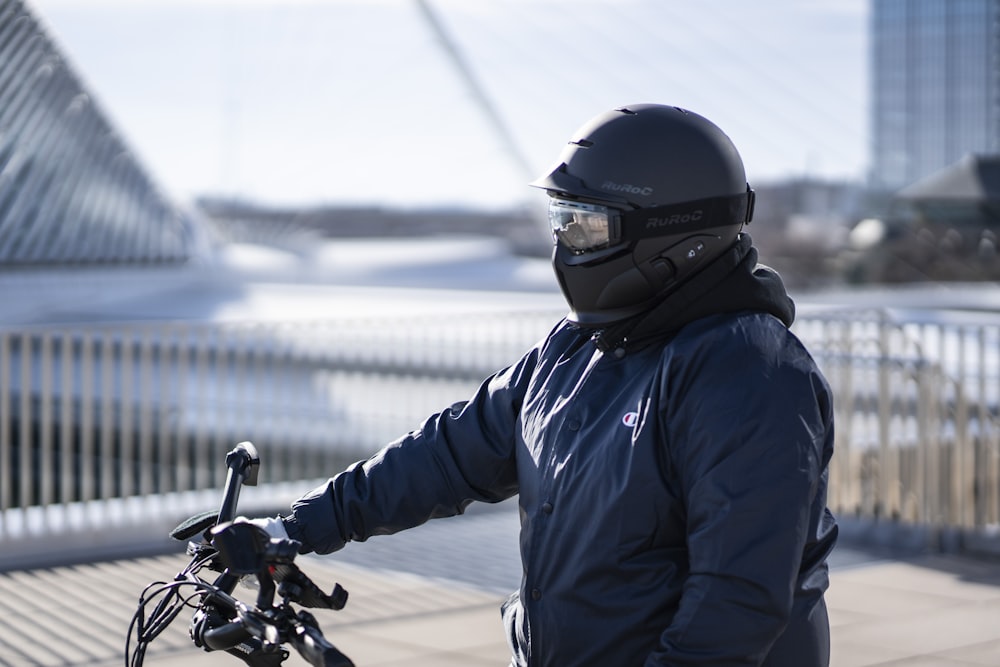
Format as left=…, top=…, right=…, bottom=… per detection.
left=531, top=104, right=755, bottom=326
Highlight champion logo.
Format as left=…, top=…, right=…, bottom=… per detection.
left=622, top=411, right=639, bottom=427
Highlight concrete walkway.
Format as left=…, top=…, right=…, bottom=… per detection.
left=2, top=545, right=999, bottom=667
left=826, top=551, right=1000, bottom=666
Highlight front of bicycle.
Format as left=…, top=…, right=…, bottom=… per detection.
left=127, top=442, right=353, bottom=667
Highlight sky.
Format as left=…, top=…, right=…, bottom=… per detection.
left=28, top=0, right=869, bottom=211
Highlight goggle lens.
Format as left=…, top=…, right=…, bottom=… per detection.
left=547, top=199, right=614, bottom=252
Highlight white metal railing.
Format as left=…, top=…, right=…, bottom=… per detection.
left=0, top=309, right=997, bottom=551
left=0, top=313, right=555, bottom=516
left=795, top=310, right=1000, bottom=532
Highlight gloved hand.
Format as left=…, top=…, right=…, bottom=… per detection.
left=219, top=516, right=296, bottom=588
left=245, top=515, right=290, bottom=541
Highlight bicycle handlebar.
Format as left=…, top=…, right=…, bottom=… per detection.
left=127, top=441, right=353, bottom=667
left=199, top=618, right=251, bottom=653
left=193, top=584, right=352, bottom=667
left=290, top=618, right=354, bottom=667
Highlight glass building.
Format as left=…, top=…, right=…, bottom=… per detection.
left=871, top=0, right=1000, bottom=191
left=0, top=0, right=205, bottom=265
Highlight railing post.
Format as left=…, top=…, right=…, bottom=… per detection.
left=39, top=332, right=54, bottom=507
left=194, top=326, right=211, bottom=491
left=156, top=325, right=173, bottom=496
left=984, top=327, right=1000, bottom=527
left=232, top=325, right=248, bottom=475
left=120, top=329, right=134, bottom=498
left=19, top=332, right=33, bottom=509
left=927, top=361, right=943, bottom=528
left=80, top=331, right=95, bottom=502
left=837, top=318, right=856, bottom=516
left=59, top=331, right=74, bottom=505
left=952, top=327, right=970, bottom=529
left=173, top=323, right=191, bottom=494
left=877, top=315, right=892, bottom=519
left=138, top=327, right=155, bottom=496
left=99, top=331, right=115, bottom=502
left=0, top=333, right=10, bottom=514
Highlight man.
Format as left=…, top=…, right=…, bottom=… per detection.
left=260, top=104, right=838, bottom=666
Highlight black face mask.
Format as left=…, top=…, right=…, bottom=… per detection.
left=592, top=235, right=796, bottom=353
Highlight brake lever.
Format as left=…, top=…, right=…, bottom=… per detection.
left=271, top=562, right=348, bottom=610
left=237, top=605, right=282, bottom=650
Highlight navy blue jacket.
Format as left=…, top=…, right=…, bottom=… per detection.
left=284, top=236, right=838, bottom=666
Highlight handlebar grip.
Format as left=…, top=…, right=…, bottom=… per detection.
left=199, top=620, right=252, bottom=652
left=292, top=622, right=354, bottom=667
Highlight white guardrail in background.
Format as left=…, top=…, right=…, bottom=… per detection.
left=0, top=308, right=998, bottom=563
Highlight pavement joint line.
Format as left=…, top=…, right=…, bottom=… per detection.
left=323, top=599, right=502, bottom=630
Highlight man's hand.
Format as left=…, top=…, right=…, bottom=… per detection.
left=245, top=515, right=290, bottom=541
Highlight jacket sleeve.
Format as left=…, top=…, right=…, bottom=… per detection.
left=282, top=346, right=538, bottom=555
left=648, top=319, right=833, bottom=666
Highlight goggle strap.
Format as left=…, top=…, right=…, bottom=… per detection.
left=621, top=190, right=753, bottom=242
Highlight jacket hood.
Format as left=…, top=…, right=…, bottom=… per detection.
left=594, top=234, right=795, bottom=353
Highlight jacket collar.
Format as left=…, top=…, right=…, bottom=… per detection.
left=592, top=234, right=795, bottom=354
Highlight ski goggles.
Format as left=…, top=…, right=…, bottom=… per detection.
left=547, top=189, right=755, bottom=254
left=547, top=199, right=620, bottom=253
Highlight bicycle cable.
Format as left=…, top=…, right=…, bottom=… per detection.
left=125, top=553, right=218, bottom=667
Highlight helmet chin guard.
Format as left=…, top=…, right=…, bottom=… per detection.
left=533, top=104, right=753, bottom=326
